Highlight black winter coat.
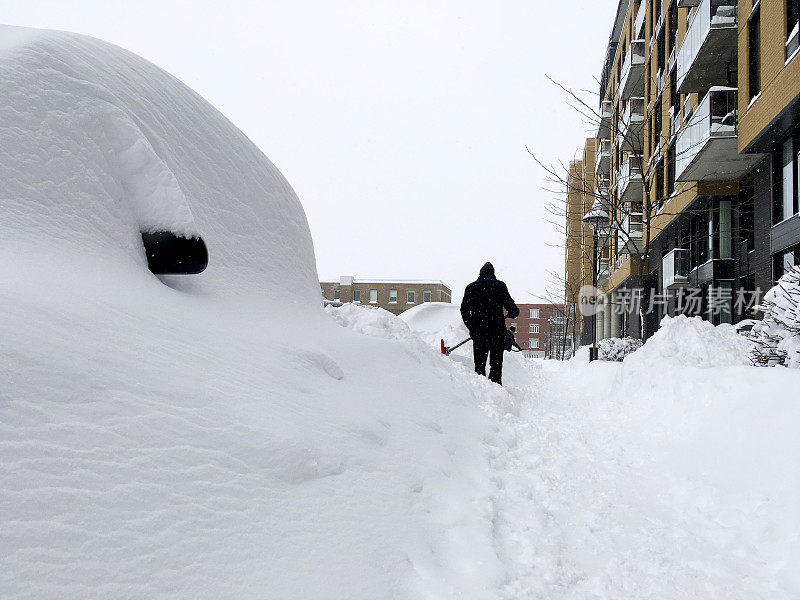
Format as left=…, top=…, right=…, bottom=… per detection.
left=460, top=265, right=520, bottom=340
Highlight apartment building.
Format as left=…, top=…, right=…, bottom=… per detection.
left=509, top=304, right=566, bottom=359
left=569, top=0, right=800, bottom=342
left=321, top=276, right=452, bottom=315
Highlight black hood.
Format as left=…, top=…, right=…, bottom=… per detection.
left=479, top=262, right=495, bottom=279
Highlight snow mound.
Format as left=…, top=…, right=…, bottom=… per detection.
left=625, top=315, right=753, bottom=369
left=0, top=24, right=318, bottom=304
left=325, top=303, right=412, bottom=339
left=400, top=302, right=470, bottom=354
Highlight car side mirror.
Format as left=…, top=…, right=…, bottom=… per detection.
left=141, top=231, right=208, bottom=274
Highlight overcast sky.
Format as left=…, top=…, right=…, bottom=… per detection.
left=2, top=0, right=618, bottom=302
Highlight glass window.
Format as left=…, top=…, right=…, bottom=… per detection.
left=749, top=6, right=761, bottom=102
left=787, top=0, right=800, bottom=59
left=370, top=290, right=378, bottom=303
left=333, top=289, right=340, bottom=300
left=529, top=324, right=540, bottom=333
left=530, top=309, right=540, bottom=319
left=407, top=290, right=415, bottom=303
left=389, top=290, right=397, bottom=303
left=353, top=289, right=361, bottom=302
left=423, top=290, right=432, bottom=302
left=530, top=338, right=539, bottom=349
left=718, top=199, right=732, bottom=259
left=782, top=138, right=796, bottom=222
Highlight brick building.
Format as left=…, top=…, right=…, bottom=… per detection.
left=509, top=304, right=567, bottom=359
left=321, top=276, right=452, bottom=315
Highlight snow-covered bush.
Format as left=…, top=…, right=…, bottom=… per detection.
left=597, top=337, right=643, bottom=361
left=749, top=264, right=800, bottom=368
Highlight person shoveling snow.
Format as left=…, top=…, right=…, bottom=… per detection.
left=459, top=262, right=519, bottom=385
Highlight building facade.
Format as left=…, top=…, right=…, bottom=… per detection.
left=568, top=0, right=800, bottom=343
left=321, top=276, right=452, bottom=315
left=510, top=304, right=567, bottom=359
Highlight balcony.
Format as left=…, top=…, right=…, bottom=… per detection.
left=595, top=139, right=612, bottom=176
left=677, top=0, right=701, bottom=6
left=656, top=68, right=667, bottom=98
left=618, top=157, right=643, bottom=204
left=634, top=0, right=647, bottom=39
left=597, top=100, right=613, bottom=140
left=620, top=97, right=645, bottom=150
left=676, top=0, right=738, bottom=93
left=675, top=87, right=763, bottom=181
left=596, top=176, right=611, bottom=201
left=662, top=248, right=690, bottom=289
left=598, top=258, right=610, bottom=285
left=618, top=213, right=643, bottom=254
left=618, top=40, right=645, bottom=101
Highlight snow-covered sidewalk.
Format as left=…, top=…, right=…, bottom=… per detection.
left=335, top=304, right=800, bottom=598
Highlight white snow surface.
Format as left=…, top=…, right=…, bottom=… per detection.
left=2, top=25, right=800, bottom=600
left=624, top=314, right=754, bottom=369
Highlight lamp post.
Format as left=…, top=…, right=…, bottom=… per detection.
left=582, top=201, right=610, bottom=363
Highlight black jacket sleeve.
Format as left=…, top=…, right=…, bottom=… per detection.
left=502, top=283, right=520, bottom=319
left=460, top=286, right=475, bottom=332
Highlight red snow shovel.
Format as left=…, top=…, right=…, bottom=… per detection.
left=441, top=337, right=471, bottom=356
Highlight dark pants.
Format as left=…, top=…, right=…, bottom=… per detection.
left=473, top=335, right=505, bottom=385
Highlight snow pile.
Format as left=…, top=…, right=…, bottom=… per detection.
left=0, top=26, right=512, bottom=599
left=400, top=302, right=470, bottom=352
left=596, top=336, right=643, bottom=361
left=325, top=303, right=412, bottom=340
left=749, top=264, right=800, bottom=368
left=624, top=314, right=752, bottom=369
left=0, top=24, right=319, bottom=303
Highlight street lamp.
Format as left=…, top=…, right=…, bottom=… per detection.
left=582, top=200, right=610, bottom=363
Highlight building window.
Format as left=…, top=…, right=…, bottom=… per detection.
left=389, top=290, right=398, bottom=303
left=333, top=289, right=340, bottom=300
left=407, top=290, right=415, bottom=304
left=423, top=290, right=432, bottom=303
left=370, top=290, right=378, bottom=303
left=353, top=289, right=361, bottom=302
left=529, top=324, right=540, bottom=333
left=788, top=0, right=800, bottom=59
left=774, top=244, right=800, bottom=280
left=777, top=136, right=799, bottom=223
left=530, top=338, right=539, bottom=349
left=530, top=309, right=540, bottom=319
left=748, top=6, right=761, bottom=103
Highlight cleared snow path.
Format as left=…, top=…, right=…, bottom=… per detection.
left=480, top=358, right=799, bottom=599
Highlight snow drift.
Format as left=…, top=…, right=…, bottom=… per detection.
left=0, top=25, right=507, bottom=599
left=0, top=24, right=318, bottom=303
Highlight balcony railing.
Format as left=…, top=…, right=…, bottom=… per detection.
left=620, top=97, right=645, bottom=149
left=595, top=139, right=612, bottom=176
left=656, top=68, right=666, bottom=97
left=662, top=248, right=690, bottom=289
left=635, top=0, right=647, bottom=38
left=675, top=87, right=762, bottom=181
left=619, top=39, right=645, bottom=100
left=676, top=0, right=737, bottom=93
left=618, top=213, right=644, bottom=254
left=598, top=258, right=610, bottom=284
left=597, top=100, right=613, bottom=140
left=618, top=157, right=643, bottom=204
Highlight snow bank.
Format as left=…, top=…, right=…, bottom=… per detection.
left=325, top=303, right=412, bottom=339
left=400, top=302, right=471, bottom=353
left=0, top=26, right=511, bottom=599
left=0, top=24, right=319, bottom=304
left=624, top=314, right=752, bottom=369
